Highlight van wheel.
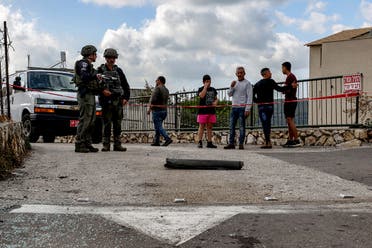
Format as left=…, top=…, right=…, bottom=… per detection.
left=43, top=135, right=56, bottom=143
left=22, top=113, right=39, bottom=143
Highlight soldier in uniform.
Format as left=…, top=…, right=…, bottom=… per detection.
left=74, top=45, right=103, bottom=153
left=97, top=48, right=130, bottom=152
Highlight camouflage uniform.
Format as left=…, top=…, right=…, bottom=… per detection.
left=98, top=49, right=130, bottom=151
left=74, top=45, right=101, bottom=153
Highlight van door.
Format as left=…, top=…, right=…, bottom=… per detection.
left=10, top=73, right=28, bottom=122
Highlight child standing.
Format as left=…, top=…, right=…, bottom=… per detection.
left=197, top=75, right=218, bottom=148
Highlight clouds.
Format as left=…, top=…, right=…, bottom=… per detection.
left=276, top=1, right=340, bottom=35
left=3, top=0, right=370, bottom=92
left=361, top=0, right=372, bottom=25
left=306, top=1, right=327, bottom=13
left=80, top=0, right=148, bottom=8
left=0, top=4, right=63, bottom=72
left=100, top=0, right=308, bottom=90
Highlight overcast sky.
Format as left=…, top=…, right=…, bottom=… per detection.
left=0, top=0, right=371, bottom=91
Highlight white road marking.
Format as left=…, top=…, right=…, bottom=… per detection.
left=10, top=203, right=372, bottom=246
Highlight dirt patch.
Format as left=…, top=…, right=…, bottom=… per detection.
left=0, top=150, right=26, bottom=180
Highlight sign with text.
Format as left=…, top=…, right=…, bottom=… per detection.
left=343, top=73, right=362, bottom=93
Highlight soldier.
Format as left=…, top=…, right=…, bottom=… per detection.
left=13, top=76, right=22, bottom=89
left=97, top=48, right=130, bottom=152
left=74, top=45, right=103, bottom=153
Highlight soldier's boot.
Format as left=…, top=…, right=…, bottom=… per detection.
left=86, top=144, right=99, bottom=153
left=75, top=143, right=89, bottom=153
left=102, top=143, right=110, bottom=152
left=113, top=141, right=127, bottom=152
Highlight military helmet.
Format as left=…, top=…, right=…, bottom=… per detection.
left=80, top=45, right=97, bottom=57
left=103, top=48, right=119, bottom=58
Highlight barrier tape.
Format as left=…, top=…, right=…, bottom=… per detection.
left=128, top=92, right=362, bottom=109
left=1, top=82, right=365, bottom=109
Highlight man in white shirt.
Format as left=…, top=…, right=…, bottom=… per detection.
left=224, top=67, right=253, bottom=150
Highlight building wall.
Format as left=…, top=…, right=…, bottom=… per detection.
left=308, top=38, right=372, bottom=125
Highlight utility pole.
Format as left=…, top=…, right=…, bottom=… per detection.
left=0, top=59, right=3, bottom=116
left=27, top=54, right=30, bottom=68
left=4, top=21, right=10, bottom=119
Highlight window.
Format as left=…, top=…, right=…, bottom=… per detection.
left=28, top=71, right=76, bottom=92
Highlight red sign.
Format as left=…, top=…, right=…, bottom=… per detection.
left=70, top=120, right=79, bottom=128
left=343, top=73, right=362, bottom=93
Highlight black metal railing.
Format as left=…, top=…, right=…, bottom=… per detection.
left=122, top=75, right=361, bottom=132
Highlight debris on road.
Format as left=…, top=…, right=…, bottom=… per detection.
left=165, top=158, right=244, bottom=170
left=339, top=194, right=355, bottom=199
left=264, top=196, right=278, bottom=201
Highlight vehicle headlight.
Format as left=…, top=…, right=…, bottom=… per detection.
left=36, top=98, right=54, bottom=104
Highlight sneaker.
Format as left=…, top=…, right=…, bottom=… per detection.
left=224, top=144, right=235, bottom=149
left=206, top=142, right=217, bottom=148
left=239, top=144, right=244, bottom=150
left=113, top=144, right=127, bottom=152
left=86, top=145, right=99, bottom=153
left=289, top=139, right=302, bottom=148
left=101, top=144, right=110, bottom=152
left=198, top=141, right=203, bottom=148
left=151, top=143, right=160, bottom=146
left=162, top=139, right=173, bottom=147
left=282, top=140, right=294, bottom=148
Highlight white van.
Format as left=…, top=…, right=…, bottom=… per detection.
left=3, top=68, right=102, bottom=143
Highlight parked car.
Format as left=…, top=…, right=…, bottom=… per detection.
left=3, top=68, right=102, bottom=143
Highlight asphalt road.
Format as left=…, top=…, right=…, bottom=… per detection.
left=1, top=143, right=372, bottom=247
left=261, top=147, right=372, bottom=186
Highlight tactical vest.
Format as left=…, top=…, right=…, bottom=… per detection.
left=73, top=60, right=101, bottom=94
left=99, top=64, right=124, bottom=97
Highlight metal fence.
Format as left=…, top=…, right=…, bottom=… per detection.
left=123, top=75, right=361, bottom=132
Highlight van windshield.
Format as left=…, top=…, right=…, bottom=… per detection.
left=28, top=71, right=76, bottom=92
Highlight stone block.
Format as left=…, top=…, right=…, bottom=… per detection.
left=354, top=129, right=368, bottom=140
left=333, top=133, right=344, bottom=144
left=305, top=136, right=316, bottom=146
left=321, top=129, right=332, bottom=136
left=324, top=137, right=336, bottom=146
left=256, top=137, right=265, bottom=145
left=336, top=139, right=362, bottom=148
left=315, top=136, right=327, bottom=146
left=246, top=134, right=256, bottom=144
left=343, top=131, right=354, bottom=141
left=272, top=138, right=287, bottom=146
left=314, top=130, right=322, bottom=138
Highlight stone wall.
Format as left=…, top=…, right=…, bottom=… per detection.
left=57, top=128, right=372, bottom=147
left=0, top=121, right=28, bottom=177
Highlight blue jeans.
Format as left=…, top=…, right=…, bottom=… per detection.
left=258, top=105, right=274, bottom=143
left=152, top=110, right=170, bottom=143
left=229, top=108, right=246, bottom=145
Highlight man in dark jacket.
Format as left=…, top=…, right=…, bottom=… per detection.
left=98, top=48, right=130, bottom=152
left=147, top=76, right=172, bottom=146
left=253, top=68, right=286, bottom=148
